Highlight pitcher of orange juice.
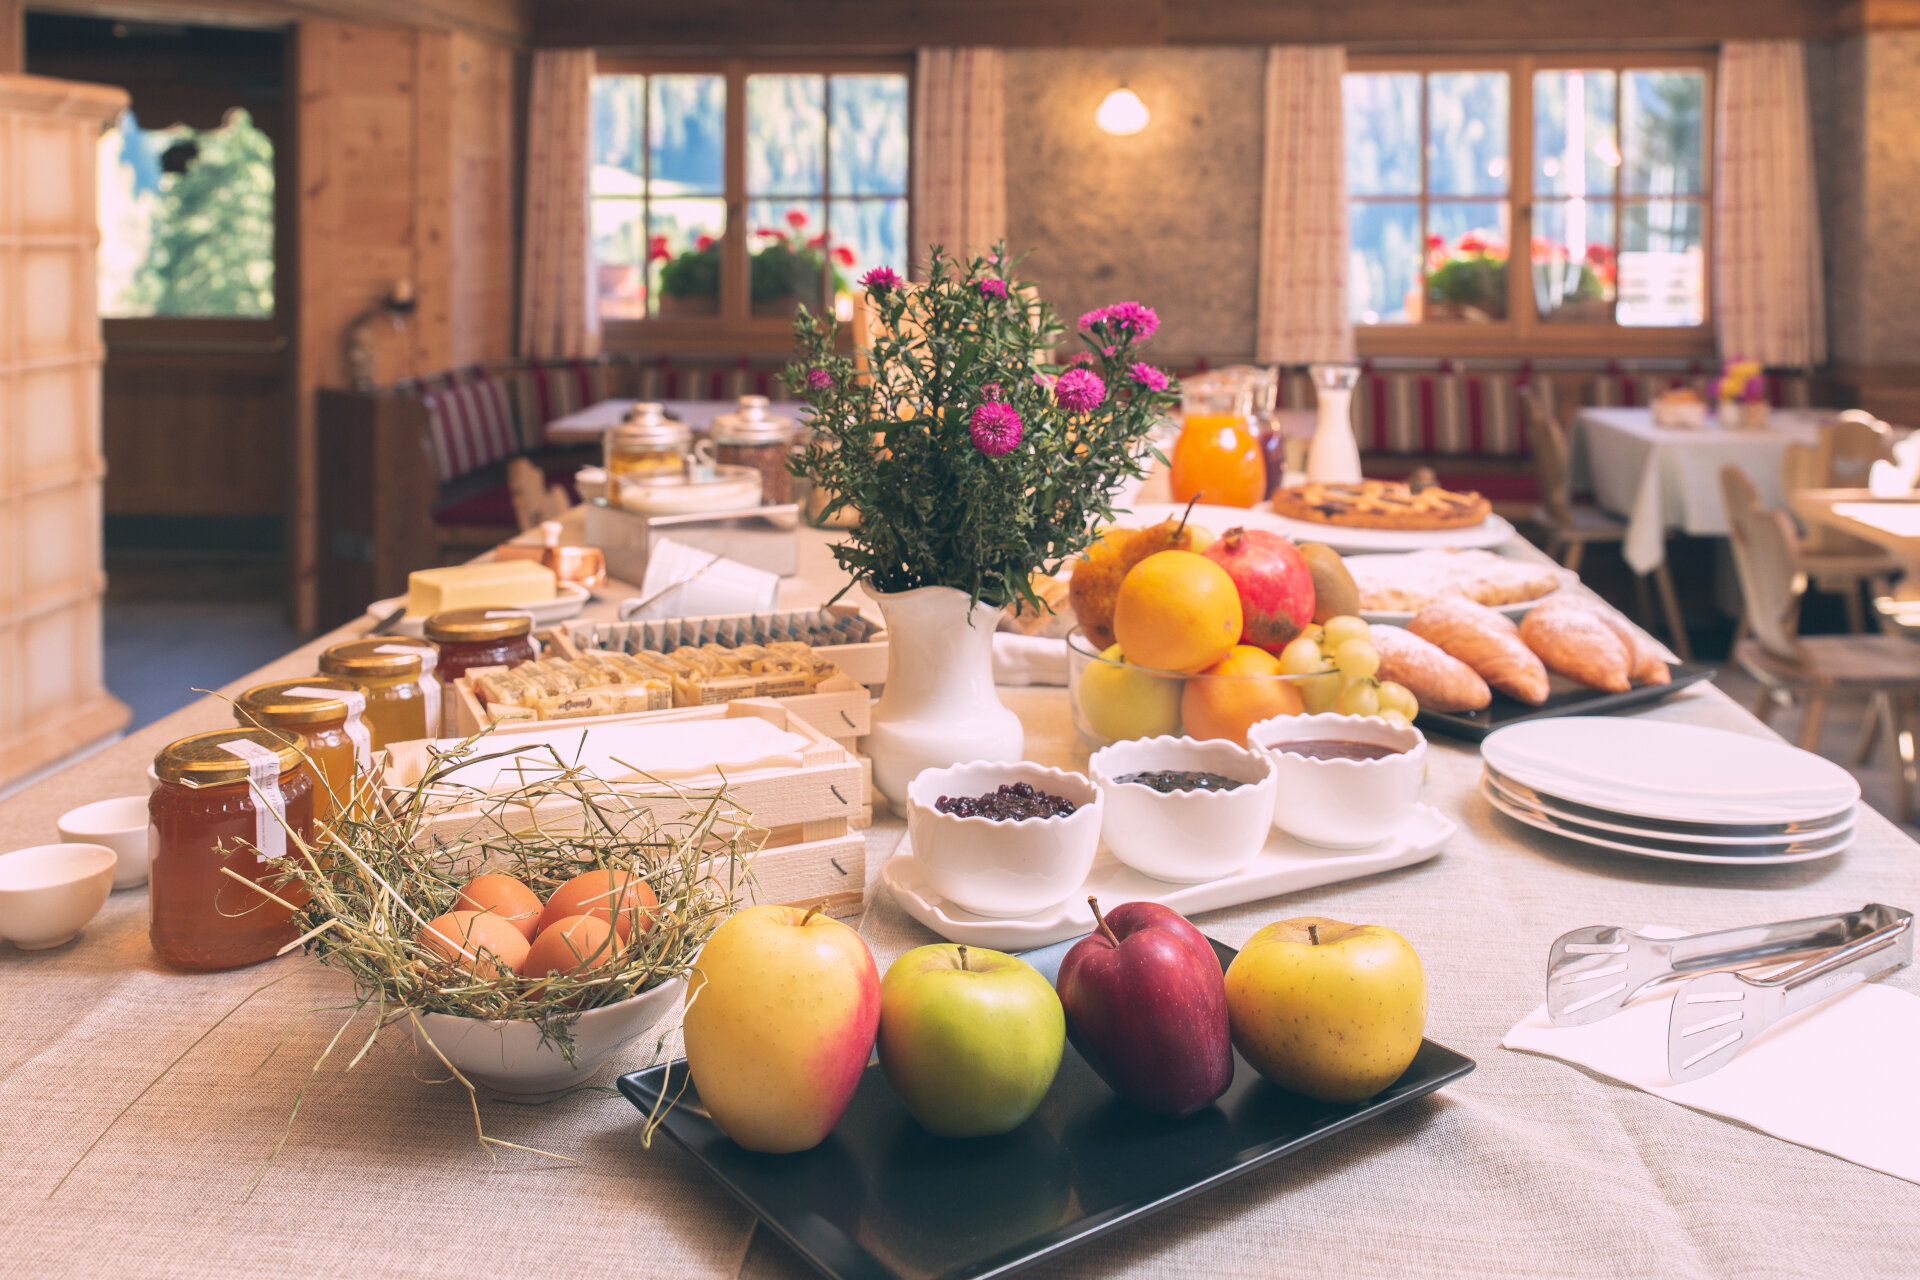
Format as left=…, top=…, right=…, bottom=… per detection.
left=1171, top=381, right=1265, bottom=507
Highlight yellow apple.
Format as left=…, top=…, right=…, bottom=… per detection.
left=1077, top=643, right=1183, bottom=743
left=1222, top=916, right=1426, bottom=1102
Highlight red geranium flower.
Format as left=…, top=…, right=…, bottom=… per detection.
left=695, top=233, right=716, bottom=252
left=647, top=234, right=670, bottom=262
left=833, top=246, right=856, bottom=266
left=785, top=208, right=808, bottom=229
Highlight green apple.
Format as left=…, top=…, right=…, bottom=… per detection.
left=1223, top=916, right=1427, bottom=1103
left=1078, top=643, right=1183, bottom=743
left=878, top=943, right=1065, bottom=1137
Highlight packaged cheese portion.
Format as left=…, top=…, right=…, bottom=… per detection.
left=405, top=561, right=557, bottom=617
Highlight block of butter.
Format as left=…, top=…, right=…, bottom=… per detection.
left=405, top=561, right=557, bottom=616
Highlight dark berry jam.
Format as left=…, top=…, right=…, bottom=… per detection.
left=1113, top=769, right=1245, bottom=794
left=934, top=781, right=1078, bottom=821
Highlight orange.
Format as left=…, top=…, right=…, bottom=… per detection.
left=1181, top=645, right=1306, bottom=743
left=1112, top=551, right=1244, bottom=673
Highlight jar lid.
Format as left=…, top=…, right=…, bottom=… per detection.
left=608, top=402, right=690, bottom=450
left=155, top=728, right=302, bottom=786
left=319, top=638, right=429, bottom=679
left=710, top=395, right=797, bottom=444
left=424, top=608, right=534, bottom=643
left=235, top=677, right=357, bottom=727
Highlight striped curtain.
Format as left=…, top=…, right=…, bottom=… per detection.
left=912, top=49, right=1006, bottom=273
left=519, top=50, right=601, bottom=360
left=1714, top=42, right=1826, bottom=366
left=1256, top=46, right=1354, bottom=364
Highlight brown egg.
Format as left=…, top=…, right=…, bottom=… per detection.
left=524, top=913, right=620, bottom=979
left=453, top=873, right=543, bottom=941
left=538, top=869, right=659, bottom=942
left=419, top=910, right=531, bottom=979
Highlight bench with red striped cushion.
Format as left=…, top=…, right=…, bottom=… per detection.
left=422, top=371, right=519, bottom=484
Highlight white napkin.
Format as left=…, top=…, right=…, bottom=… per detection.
left=628, top=536, right=778, bottom=621
left=1504, top=927, right=1920, bottom=1184
left=992, top=633, right=1069, bottom=686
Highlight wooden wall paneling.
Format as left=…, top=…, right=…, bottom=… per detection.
left=412, top=28, right=453, bottom=375
left=28, top=0, right=527, bottom=45
left=0, top=2, right=22, bottom=75
left=534, top=0, right=1169, bottom=50
left=100, top=341, right=289, bottom=514
left=447, top=30, right=514, bottom=364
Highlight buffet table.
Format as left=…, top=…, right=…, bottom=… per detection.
left=5, top=524, right=1920, bottom=1280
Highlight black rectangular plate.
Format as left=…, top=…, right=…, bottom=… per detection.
left=618, top=935, right=1474, bottom=1280
left=1414, top=661, right=1716, bottom=742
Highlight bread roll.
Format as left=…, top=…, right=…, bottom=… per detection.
left=1519, top=600, right=1632, bottom=693
left=1409, top=596, right=1551, bottom=705
left=1371, top=625, right=1492, bottom=712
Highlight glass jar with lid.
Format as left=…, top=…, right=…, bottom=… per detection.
left=709, top=395, right=798, bottom=504
left=423, top=608, right=538, bottom=683
left=605, top=402, right=691, bottom=481
left=319, top=638, right=438, bottom=746
left=149, top=728, right=315, bottom=971
left=234, top=677, right=372, bottom=824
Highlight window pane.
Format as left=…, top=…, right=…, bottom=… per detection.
left=1427, top=72, right=1508, bottom=196
left=1619, top=200, right=1705, bottom=325
left=1426, top=202, right=1509, bottom=321
left=1349, top=200, right=1421, bottom=324
left=749, top=74, right=825, bottom=196
left=1344, top=73, right=1421, bottom=196
left=1533, top=70, right=1617, bottom=197
left=593, top=199, right=644, bottom=320
left=591, top=75, right=643, bottom=195
left=749, top=199, right=828, bottom=314
left=1533, top=200, right=1617, bottom=322
left=649, top=198, right=726, bottom=317
left=650, top=74, right=725, bottom=194
left=830, top=198, right=907, bottom=282
left=1623, top=71, right=1706, bottom=196
left=830, top=75, right=908, bottom=196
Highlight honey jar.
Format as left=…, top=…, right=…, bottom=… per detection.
left=423, top=608, right=539, bottom=684
left=319, top=638, right=439, bottom=745
left=233, top=677, right=372, bottom=824
left=709, top=395, right=798, bottom=505
left=604, top=402, right=691, bottom=481
left=149, top=728, right=314, bottom=971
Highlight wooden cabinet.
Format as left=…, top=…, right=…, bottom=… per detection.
left=0, top=73, right=130, bottom=787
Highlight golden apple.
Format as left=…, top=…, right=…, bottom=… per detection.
left=1222, top=916, right=1426, bottom=1102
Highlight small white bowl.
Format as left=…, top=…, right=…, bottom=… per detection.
left=905, top=761, right=1103, bottom=918
left=410, top=975, right=687, bottom=1094
left=1248, top=712, right=1428, bottom=849
left=0, top=843, right=118, bottom=949
left=58, top=795, right=152, bottom=890
left=1087, top=736, right=1278, bottom=883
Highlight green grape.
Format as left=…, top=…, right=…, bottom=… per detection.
left=1279, top=634, right=1325, bottom=676
left=1376, top=680, right=1419, bottom=719
left=1335, top=678, right=1380, bottom=717
left=1299, top=671, right=1342, bottom=713
left=1303, top=623, right=1326, bottom=648
left=1380, top=709, right=1412, bottom=730
left=1322, top=615, right=1371, bottom=649
left=1332, top=639, right=1381, bottom=681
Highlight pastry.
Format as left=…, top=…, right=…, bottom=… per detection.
left=1539, top=595, right=1672, bottom=686
left=1371, top=625, right=1492, bottom=712
left=1519, top=600, right=1631, bottom=693
left=1349, top=548, right=1563, bottom=613
left=1271, top=480, right=1491, bottom=531
left=1003, top=573, right=1077, bottom=638
left=1409, top=596, right=1551, bottom=705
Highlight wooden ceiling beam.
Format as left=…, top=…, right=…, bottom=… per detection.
left=532, top=0, right=1166, bottom=50
left=26, top=0, right=528, bottom=45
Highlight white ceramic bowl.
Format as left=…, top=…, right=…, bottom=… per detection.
left=1247, top=712, right=1428, bottom=849
left=410, top=975, right=687, bottom=1094
left=58, top=795, right=152, bottom=889
left=1087, top=736, right=1278, bottom=883
left=905, top=761, right=1103, bottom=918
left=0, top=843, right=118, bottom=949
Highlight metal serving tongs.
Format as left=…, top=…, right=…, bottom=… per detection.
left=1667, top=904, right=1913, bottom=1082
left=1547, top=904, right=1906, bottom=1027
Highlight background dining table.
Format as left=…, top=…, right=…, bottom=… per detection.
left=4, top=517, right=1920, bottom=1280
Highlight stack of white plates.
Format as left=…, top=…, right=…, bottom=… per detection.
left=1480, top=718, right=1860, bottom=865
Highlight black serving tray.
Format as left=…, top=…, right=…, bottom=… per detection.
left=1414, top=661, right=1716, bottom=742
left=618, top=935, right=1474, bottom=1280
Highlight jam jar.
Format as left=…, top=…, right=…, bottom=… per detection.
left=605, top=402, right=691, bottom=481
left=319, top=638, right=438, bottom=746
left=423, top=608, right=538, bottom=683
left=709, top=395, right=798, bottom=504
left=233, top=677, right=372, bottom=825
left=149, top=728, right=314, bottom=971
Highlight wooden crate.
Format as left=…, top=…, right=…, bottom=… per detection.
left=383, top=699, right=868, bottom=917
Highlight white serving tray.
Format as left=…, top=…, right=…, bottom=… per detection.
left=363, top=581, right=591, bottom=636
left=1124, top=501, right=1516, bottom=554
left=882, top=802, right=1454, bottom=949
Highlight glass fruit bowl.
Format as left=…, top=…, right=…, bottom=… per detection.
left=1067, top=626, right=1320, bottom=748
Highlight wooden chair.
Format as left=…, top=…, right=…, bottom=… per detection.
left=506, top=457, right=571, bottom=531
left=1724, top=469, right=1920, bottom=819
left=1778, top=412, right=1900, bottom=632
left=1525, top=387, right=1692, bottom=659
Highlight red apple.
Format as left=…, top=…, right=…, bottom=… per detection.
left=1203, top=527, right=1315, bottom=653
left=1055, top=898, right=1234, bottom=1117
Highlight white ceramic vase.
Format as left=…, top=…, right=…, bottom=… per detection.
left=867, top=586, right=1024, bottom=805
left=1306, top=363, right=1364, bottom=483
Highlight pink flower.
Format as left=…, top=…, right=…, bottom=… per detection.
left=785, top=208, right=809, bottom=229
left=1033, top=372, right=1057, bottom=392
left=1069, top=352, right=1094, bottom=366
left=969, top=402, right=1024, bottom=456
left=1128, top=362, right=1169, bottom=392
left=1055, top=367, right=1106, bottom=414
left=981, top=381, right=1004, bottom=402
left=978, top=278, right=1009, bottom=300
left=1078, top=306, right=1110, bottom=331
left=1099, top=301, right=1159, bottom=341
left=805, top=368, right=832, bottom=392
left=861, top=266, right=902, bottom=293
left=1102, top=345, right=1117, bottom=357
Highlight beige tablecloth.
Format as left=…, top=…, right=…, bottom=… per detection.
left=5, top=526, right=1920, bottom=1280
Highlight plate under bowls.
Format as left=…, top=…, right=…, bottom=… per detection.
left=1482, top=778, right=1854, bottom=865
left=1483, top=767, right=1858, bottom=844
left=363, top=581, right=592, bottom=637
left=1122, top=501, right=1515, bottom=554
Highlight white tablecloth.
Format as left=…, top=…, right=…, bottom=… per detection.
left=545, top=398, right=804, bottom=446
left=1571, top=407, right=1828, bottom=574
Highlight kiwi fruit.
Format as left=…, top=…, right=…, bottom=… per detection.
left=1298, top=543, right=1360, bottom=623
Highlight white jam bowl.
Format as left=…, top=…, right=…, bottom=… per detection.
left=905, top=760, right=1103, bottom=918
left=410, top=976, right=687, bottom=1095
left=1248, top=712, right=1427, bottom=849
left=58, top=795, right=152, bottom=890
left=1087, top=736, right=1278, bottom=883
left=0, top=843, right=118, bottom=950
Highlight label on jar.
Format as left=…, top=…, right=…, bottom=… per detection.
left=219, top=738, right=287, bottom=860
left=281, top=685, right=373, bottom=773
left=376, top=643, right=442, bottom=736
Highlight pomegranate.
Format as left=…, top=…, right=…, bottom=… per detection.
left=1201, top=527, right=1316, bottom=652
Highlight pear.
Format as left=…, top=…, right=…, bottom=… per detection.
left=1069, top=513, right=1214, bottom=650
